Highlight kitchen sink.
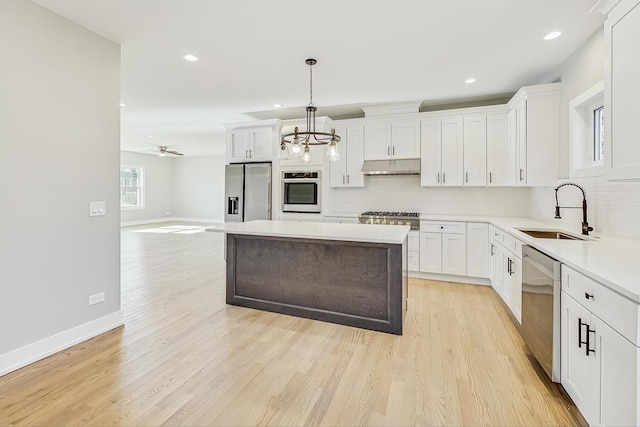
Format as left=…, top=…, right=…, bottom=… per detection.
left=516, top=229, right=588, bottom=241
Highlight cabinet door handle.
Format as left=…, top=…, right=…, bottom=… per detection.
left=578, top=318, right=588, bottom=349
left=347, top=174, right=350, bottom=184
left=249, top=149, right=252, bottom=158
left=586, top=326, right=596, bottom=356
left=585, top=292, right=594, bottom=300
left=387, top=146, right=390, bottom=156
left=519, top=168, right=524, bottom=181
left=490, top=243, right=495, bottom=256
left=489, top=172, right=492, bottom=184
left=442, top=172, right=446, bottom=184
left=465, top=172, right=468, bottom=183
left=437, top=172, right=440, bottom=183
left=342, top=175, right=345, bottom=184
left=245, top=149, right=248, bottom=158
left=392, top=146, right=395, bottom=156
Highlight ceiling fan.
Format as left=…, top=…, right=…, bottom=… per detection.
left=156, top=145, right=183, bottom=157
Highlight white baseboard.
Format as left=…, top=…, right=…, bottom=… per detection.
left=0, top=311, right=124, bottom=378
left=121, top=218, right=174, bottom=227
left=171, top=217, right=224, bottom=224
left=409, top=271, right=491, bottom=286
left=121, top=217, right=224, bottom=227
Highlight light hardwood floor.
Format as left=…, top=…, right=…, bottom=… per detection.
left=0, top=223, right=581, bottom=426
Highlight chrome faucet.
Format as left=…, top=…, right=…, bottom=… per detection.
left=554, top=182, right=594, bottom=235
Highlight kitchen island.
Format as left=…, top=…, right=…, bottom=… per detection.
left=207, top=220, right=409, bottom=335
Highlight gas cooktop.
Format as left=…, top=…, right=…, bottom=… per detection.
left=358, top=211, right=420, bottom=230
left=361, top=211, right=420, bottom=217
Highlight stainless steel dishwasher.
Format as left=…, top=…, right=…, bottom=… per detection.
left=521, top=245, right=561, bottom=382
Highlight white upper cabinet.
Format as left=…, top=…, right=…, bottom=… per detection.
left=330, top=126, right=365, bottom=188
left=440, top=116, right=464, bottom=186
left=421, top=116, right=464, bottom=186
left=227, top=125, right=275, bottom=163
left=463, top=115, right=487, bottom=186
left=420, top=119, right=441, bottom=186
left=363, top=124, right=391, bottom=160
left=391, top=120, right=421, bottom=159
left=507, top=83, right=561, bottom=187
left=364, top=120, right=420, bottom=160
left=486, top=113, right=510, bottom=186
left=605, top=0, right=640, bottom=180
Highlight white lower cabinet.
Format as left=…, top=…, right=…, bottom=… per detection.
left=489, top=226, right=522, bottom=323
left=407, top=230, right=420, bottom=272
left=467, top=222, right=489, bottom=278
left=561, top=268, right=639, bottom=427
left=419, top=232, right=442, bottom=273
left=419, top=221, right=466, bottom=276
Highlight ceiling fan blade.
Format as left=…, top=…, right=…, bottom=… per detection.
left=166, top=150, right=183, bottom=156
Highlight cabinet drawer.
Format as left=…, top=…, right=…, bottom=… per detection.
left=420, top=221, right=466, bottom=234
left=493, top=227, right=506, bottom=245
left=408, top=251, right=419, bottom=271
left=408, top=231, right=419, bottom=251
left=493, top=227, right=522, bottom=258
left=502, top=233, right=522, bottom=259
left=323, top=216, right=358, bottom=224
left=562, top=265, right=639, bottom=345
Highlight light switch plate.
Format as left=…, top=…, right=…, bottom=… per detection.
left=89, top=201, right=106, bottom=217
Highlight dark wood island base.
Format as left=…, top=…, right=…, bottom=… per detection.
left=226, top=233, right=408, bottom=335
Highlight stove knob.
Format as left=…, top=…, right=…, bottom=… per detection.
left=405, top=221, right=411, bottom=226
left=389, top=221, right=395, bottom=225
left=374, top=219, right=380, bottom=224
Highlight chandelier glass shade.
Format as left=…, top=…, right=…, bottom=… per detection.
left=280, top=59, right=341, bottom=163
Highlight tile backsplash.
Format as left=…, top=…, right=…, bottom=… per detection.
left=529, top=178, right=640, bottom=238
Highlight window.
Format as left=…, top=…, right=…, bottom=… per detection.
left=120, top=165, right=144, bottom=209
left=593, top=106, right=604, bottom=162
left=569, top=81, right=604, bottom=177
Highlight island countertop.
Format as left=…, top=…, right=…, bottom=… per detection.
left=206, top=220, right=410, bottom=244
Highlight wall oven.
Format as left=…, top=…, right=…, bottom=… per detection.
left=521, top=245, right=561, bottom=382
left=281, top=171, right=321, bottom=213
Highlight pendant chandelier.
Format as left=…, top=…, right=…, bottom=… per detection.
left=280, top=58, right=341, bottom=163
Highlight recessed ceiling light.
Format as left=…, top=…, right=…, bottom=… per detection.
left=544, top=31, right=562, bottom=40
left=147, top=135, right=154, bottom=138
left=273, top=104, right=283, bottom=108
left=465, top=78, right=477, bottom=84
left=119, top=102, right=127, bottom=107
left=184, top=54, right=198, bottom=62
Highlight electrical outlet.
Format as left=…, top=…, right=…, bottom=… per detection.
left=89, top=292, right=105, bottom=305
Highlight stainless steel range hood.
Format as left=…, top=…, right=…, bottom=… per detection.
left=361, top=158, right=420, bottom=175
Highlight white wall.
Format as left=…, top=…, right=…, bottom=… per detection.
left=119, top=153, right=225, bottom=223
left=529, top=29, right=640, bottom=238
left=172, top=155, right=226, bottom=221
left=0, top=0, right=121, bottom=363
left=120, top=151, right=174, bottom=224
left=325, top=176, right=530, bottom=217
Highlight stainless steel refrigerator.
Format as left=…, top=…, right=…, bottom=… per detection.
left=225, top=163, right=272, bottom=222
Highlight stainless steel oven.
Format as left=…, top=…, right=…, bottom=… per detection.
left=281, top=171, right=321, bottom=213
left=521, top=245, right=561, bottom=382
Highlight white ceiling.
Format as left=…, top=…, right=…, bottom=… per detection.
left=31, top=0, right=605, bottom=156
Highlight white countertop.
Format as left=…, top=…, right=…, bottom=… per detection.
left=421, top=214, right=640, bottom=303
left=206, top=220, right=410, bottom=244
